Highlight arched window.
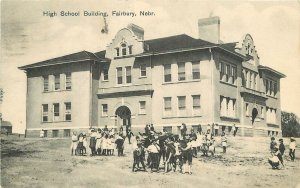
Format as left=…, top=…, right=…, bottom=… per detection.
left=121, top=43, right=127, bottom=56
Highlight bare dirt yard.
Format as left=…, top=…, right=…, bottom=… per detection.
left=1, top=135, right=299, bottom=188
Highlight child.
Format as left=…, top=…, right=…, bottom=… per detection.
left=270, top=137, right=277, bottom=153
left=115, top=134, right=124, bottom=156
left=268, top=147, right=284, bottom=169
left=132, top=141, right=147, bottom=172
left=221, top=131, right=227, bottom=153
left=278, top=138, right=285, bottom=156
left=96, top=130, right=102, bottom=155
left=82, top=132, right=87, bottom=155
left=89, top=129, right=97, bottom=156
left=181, top=138, right=193, bottom=175
left=147, top=140, right=160, bottom=172
left=109, top=135, right=115, bottom=155
left=77, top=133, right=84, bottom=155
left=289, top=137, right=296, bottom=161
left=71, top=131, right=78, bottom=156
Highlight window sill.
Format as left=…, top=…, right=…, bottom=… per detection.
left=42, top=120, right=72, bottom=123
left=43, top=89, right=72, bottom=93
left=102, top=80, right=109, bottom=82
left=139, top=76, right=147, bottom=79
left=138, top=113, right=147, bottom=115
left=114, top=54, right=135, bottom=59
left=163, top=79, right=201, bottom=85
left=266, top=94, right=278, bottom=99
left=100, top=115, right=108, bottom=117
left=220, top=116, right=240, bottom=122
left=219, top=81, right=237, bottom=87
left=162, top=115, right=202, bottom=119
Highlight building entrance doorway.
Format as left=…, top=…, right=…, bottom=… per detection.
left=115, top=106, right=131, bottom=133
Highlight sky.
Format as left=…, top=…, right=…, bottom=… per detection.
left=1, top=0, right=300, bottom=133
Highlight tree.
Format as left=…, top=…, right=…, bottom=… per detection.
left=281, top=111, right=300, bottom=137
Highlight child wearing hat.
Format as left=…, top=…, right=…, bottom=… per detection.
left=289, top=137, right=296, bottom=161
left=278, top=138, right=285, bottom=156
left=221, top=131, right=227, bottom=153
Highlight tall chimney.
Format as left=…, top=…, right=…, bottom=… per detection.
left=198, top=16, right=220, bottom=44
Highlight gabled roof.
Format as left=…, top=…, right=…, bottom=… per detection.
left=18, top=51, right=105, bottom=70
left=258, top=65, right=286, bottom=78
left=144, top=34, right=215, bottom=52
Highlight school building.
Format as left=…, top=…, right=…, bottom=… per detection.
left=19, top=17, right=285, bottom=137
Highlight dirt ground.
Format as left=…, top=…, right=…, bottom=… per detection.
left=1, top=135, right=299, bottom=188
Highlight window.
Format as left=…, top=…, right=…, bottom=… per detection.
left=65, top=102, right=71, bottom=121
left=42, top=104, right=48, bottom=122
left=231, top=66, right=237, bottom=84
left=121, top=43, right=127, bottom=56
left=245, top=103, right=249, bottom=116
left=192, top=62, right=200, bottom=80
left=261, top=106, right=264, bottom=119
left=128, top=45, right=133, bottom=55
left=249, top=72, right=253, bottom=89
left=43, top=76, right=49, bottom=92
left=102, top=104, right=108, bottom=116
left=178, top=96, right=186, bottom=110
left=64, top=129, right=71, bottom=137
left=116, top=67, right=122, bottom=84
left=125, top=66, right=132, bottom=84
left=139, top=101, right=146, bottom=114
left=219, top=62, right=225, bottom=81
left=192, top=95, right=201, bottom=115
left=52, top=130, right=59, bottom=138
left=225, top=64, right=230, bottom=82
left=115, top=48, right=120, bottom=57
left=65, top=73, right=71, bottom=90
left=164, top=97, right=172, bottom=111
left=274, top=82, right=277, bottom=96
left=103, top=67, right=109, bottom=81
left=140, top=64, right=147, bottom=77
left=265, top=79, right=269, bottom=94
left=54, top=74, right=60, bottom=90
left=53, top=103, right=60, bottom=121
left=164, top=64, right=172, bottom=82
left=178, top=62, right=185, bottom=81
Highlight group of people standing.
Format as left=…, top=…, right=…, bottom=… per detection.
left=268, top=136, right=297, bottom=169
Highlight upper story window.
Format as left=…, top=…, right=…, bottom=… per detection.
left=264, top=78, right=277, bottom=97
left=54, top=74, right=60, bottom=91
left=220, top=61, right=236, bottom=85
left=121, top=43, right=127, bottom=56
left=178, top=62, right=186, bottom=81
left=192, top=95, right=201, bottom=115
left=139, top=101, right=146, bottom=114
left=53, top=103, right=60, bottom=121
left=192, top=62, right=200, bottom=80
left=102, top=104, right=108, bottom=116
left=43, top=76, right=49, bottom=92
left=164, top=97, right=172, bottom=111
left=178, top=96, right=186, bottom=110
left=140, top=64, right=147, bottom=77
left=65, top=102, right=71, bottom=121
left=116, top=67, right=123, bottom=84
left=125, top=66, right=132, bottom=84
left=42, top=104, right=48, bottom=122
left=103, top=67, right=109, bottom=81
left=128, top=45, right=133, bottom=55
left=115, top=48, right=120, bottom=57
left=65, top=73, right=72, bottom=90
left=164, top=64, right=172, bottom=82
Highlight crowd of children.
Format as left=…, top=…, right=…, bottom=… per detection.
left=71, top=126, right=125, bottom=157
left=268, top=136, right=297, bottom=169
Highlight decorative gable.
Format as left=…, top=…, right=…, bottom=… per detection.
left=235, top=34, right=260, bottom=66
left=105, top=24, right=145, bottom=59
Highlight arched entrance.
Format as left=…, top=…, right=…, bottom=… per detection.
left=115, top=106, right=131, bottom=132
left=251, top=108, right=258, bottom=125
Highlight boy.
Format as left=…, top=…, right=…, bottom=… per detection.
left=278, top=138, right=285, bottom=156
left=268, top=147, right=284, bottom=169
left=71, top=131, right=78, bottom=156
left=270, top=137, right=277, bottom=153
left=289, top=137, right=296, bottom=161
left=132, top=141, right=147, bottom=172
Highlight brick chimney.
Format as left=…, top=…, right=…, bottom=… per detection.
left=198, top=16, right=220, bottom=44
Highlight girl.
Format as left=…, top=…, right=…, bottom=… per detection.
left=71, top=132, right=78, bottom=156
left=77, top=133, right=84, bottom=155
left=221, top=131, right=227, bottom=153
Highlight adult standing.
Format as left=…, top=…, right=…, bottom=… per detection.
left=127, top=128, right=134, bottom=144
